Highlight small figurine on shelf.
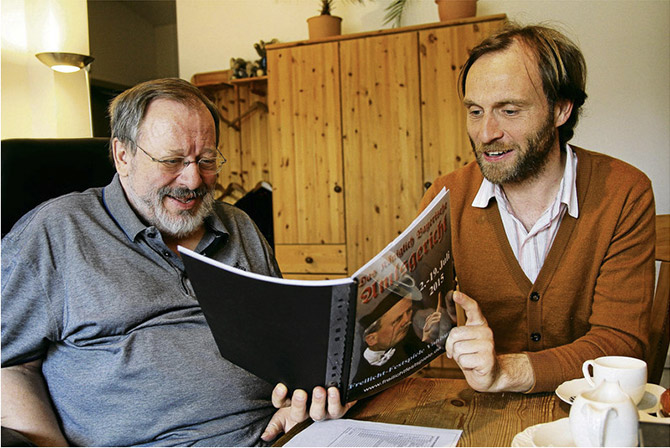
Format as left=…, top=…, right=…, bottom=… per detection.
left=230, top=57, right=248, bottom=79
left=253, top=38, right=278, bottom=76
left=230, top=39, right=278, bottom=79
left=246, top=61, right=263, bottom=78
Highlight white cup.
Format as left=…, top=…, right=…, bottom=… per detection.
left=582, top=356, right=647, bottom=404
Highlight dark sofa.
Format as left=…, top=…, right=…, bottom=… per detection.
left=1, top=138, right=116, bottom=237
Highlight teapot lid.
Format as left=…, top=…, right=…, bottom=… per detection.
left=581, top=379, right=632, bottom=403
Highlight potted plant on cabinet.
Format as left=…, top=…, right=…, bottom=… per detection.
left=307, top=0, right=365, bottom=39
left=384, top=0, right=477, bottom=28
left=307, top=0, right=343, bottom=39
left=435, top=0, right=477, bottom=21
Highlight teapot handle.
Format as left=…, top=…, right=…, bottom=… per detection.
left=582, top=403, right=618, bottom=447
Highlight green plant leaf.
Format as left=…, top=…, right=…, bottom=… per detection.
left=383, top=0, right=407, bottom=28
left=319, top=0, right=366, bottom=16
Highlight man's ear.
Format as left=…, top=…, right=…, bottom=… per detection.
left=364, top=332, right=378, bottom=349
left=554, top=100, right=574, bottom=128
left=112, top=138, right=132, bottom=177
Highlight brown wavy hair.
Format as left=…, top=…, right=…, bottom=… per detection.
left=459, top=23, right=587, bottom=149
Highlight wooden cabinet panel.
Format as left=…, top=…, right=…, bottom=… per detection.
left=239, top=84, right=271, bottom=186
left=207, top=86, right=243, bottom=188
left=275, top=244, right=347, bottom=274
left=340, top=33, right=424, bottom=272
left=196, top=75, right=271, bottom=196
left=419, top=20, right=505, bottom=185
left=268, top=43, right=345, bottom=246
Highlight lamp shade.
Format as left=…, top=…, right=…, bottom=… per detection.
left=35, top=52, right=94, bottom=73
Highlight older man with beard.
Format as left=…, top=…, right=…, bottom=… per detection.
left=420, top=24, right=655, bottom=394
left=1, top=78, right=351, bottom=447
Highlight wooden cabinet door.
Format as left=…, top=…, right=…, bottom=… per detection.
left=340, top=33, right=424, bottom=272
left=419, top=19, right=505, bottom=185
left=201, top=82, right=271, bottom=194
left=207, top=86, right=243, bottom=188
left=267, top=42, right=345, bottom=246
left=239, top=83, right=271, bottom=187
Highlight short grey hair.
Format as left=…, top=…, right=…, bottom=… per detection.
left=108, top=78, right=220, bottom=158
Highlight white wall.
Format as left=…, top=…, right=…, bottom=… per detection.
left=176, top=0, right=669, bottom=214
left=1, top=0, right=92, bottom=138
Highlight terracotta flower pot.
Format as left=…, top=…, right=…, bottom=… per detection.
left=307, top=14, right=342, bottom=39
left=435, top=0, right=477, bottom=21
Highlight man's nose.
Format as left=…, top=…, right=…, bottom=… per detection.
left=479, top=115, right=504, bottom=144
left=177, top=161, right=204, bottom=189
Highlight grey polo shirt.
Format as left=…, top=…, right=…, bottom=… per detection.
left=1, top=174, right=281, bottom=446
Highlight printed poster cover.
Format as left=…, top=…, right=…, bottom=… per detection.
left=347, top=188, right=455, bottom=400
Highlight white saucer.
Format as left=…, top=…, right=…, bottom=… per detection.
left=555, top=379, right=670, bottom=424
left=512, top=418, right=574, bottom=447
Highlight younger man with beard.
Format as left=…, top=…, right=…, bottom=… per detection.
left=420, top=24, right=655, bottom=394
left=1, top=78, right=351, bottom=446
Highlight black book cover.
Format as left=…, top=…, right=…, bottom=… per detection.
left=180, top=188, right=454, bottom=403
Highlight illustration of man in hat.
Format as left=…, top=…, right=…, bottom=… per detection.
left=352, top=278, right=434, bottom=384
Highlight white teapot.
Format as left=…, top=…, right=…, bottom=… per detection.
left=569, top=379, right=639, bottom=446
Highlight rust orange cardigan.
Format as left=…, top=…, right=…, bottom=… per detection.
left=420, top=146, right=655, bottom=392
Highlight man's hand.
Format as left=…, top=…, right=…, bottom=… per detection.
left=260, top=383, right=356, bottom=442
left=445, top=291, right=534, bottom=393
left=445, top=291, right=499, bottom=391
left=2, top=361, right=69, bottom=446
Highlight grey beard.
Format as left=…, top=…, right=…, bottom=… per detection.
left=126, top=183, right=215, bottom=239
left=152, top=187, right=215, bottom=238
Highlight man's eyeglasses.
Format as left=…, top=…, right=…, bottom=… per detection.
left=135, top=143, right=227, bottom=175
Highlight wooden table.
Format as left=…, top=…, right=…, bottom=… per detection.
left=276, top=377, right=570, bottom=447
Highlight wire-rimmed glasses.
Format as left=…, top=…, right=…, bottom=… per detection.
left=135, top=143, right=227, bottom=175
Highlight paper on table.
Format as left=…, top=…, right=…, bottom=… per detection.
left=284, top=419, right=462, bottom=447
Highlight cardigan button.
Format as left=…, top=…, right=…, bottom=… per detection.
left=530, top=292, right=540, bottom=302
left=530, top=332, right=541, bottom=342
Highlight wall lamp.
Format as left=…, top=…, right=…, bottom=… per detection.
left=35, top=52, right=94, bottom=73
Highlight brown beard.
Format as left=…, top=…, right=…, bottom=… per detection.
left=471, top=113, right=558, bottom=185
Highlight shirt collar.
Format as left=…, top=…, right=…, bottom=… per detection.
left=198, top=209, right=229, bottom=254
left=363, top=347, right=397, bottom=367
left=561, top=144, right=579, bottom=218
left=472, top=145, right=579, bottom=219
left=102, top=174, right=149, bottom=241
left=102, top=174, right=229, bottom=245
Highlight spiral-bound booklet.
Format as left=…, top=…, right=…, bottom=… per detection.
left=180, top=188, right=454, bottom=403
